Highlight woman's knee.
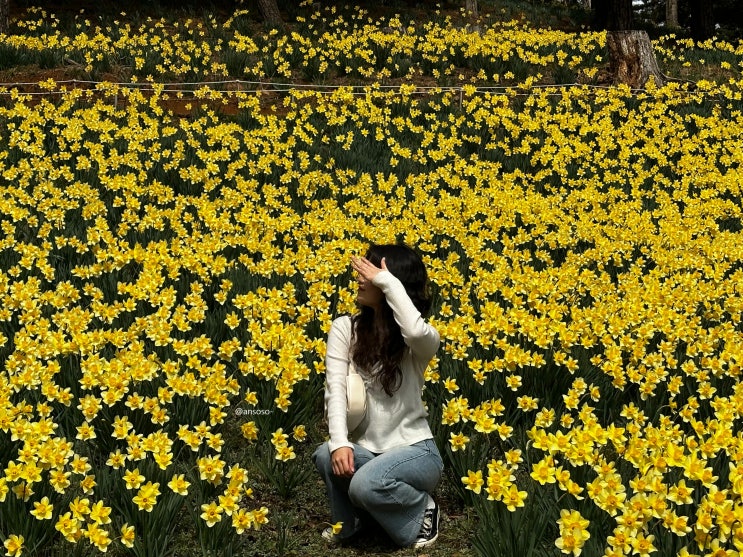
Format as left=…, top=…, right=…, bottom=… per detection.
left=348, top=471, right=393, bottom=509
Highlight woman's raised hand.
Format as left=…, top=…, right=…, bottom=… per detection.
left=351, top=256, right=387, bottom=282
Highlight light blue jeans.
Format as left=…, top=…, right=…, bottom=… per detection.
left=312, top=438, right=443, bottom=547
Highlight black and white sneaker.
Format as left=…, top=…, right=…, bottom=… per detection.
left=322, top=527, right=341, bottom=544
left=413, top=498, right=439, bottom=548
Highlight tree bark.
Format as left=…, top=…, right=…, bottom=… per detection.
left=465, top=0, right=478, bottom=17
left=606, top=30, right=666, bottom=88
left=256, top=0, right=282, bottom=26
left=0, top=0, right=10, bottom=35
left=665, top=0, right=679, bottom=28
left=690, top=0, right=714, bottom=41
left=593, top=0, right=633, bottom=31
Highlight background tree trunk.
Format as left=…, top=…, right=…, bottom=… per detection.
left=665, top=0, right=679, bottom=28
left=607, top=30, right=666, bottom=88
left=690, top=0, right=714, bottom=41
left=0, top=0, right=10, bottom=35
left=256, top=0, right=282, bottom=26
left=592, top=0, right=633, bottom=31
left=465, top=0, right=478, bottom=17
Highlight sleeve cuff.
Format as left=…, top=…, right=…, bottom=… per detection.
left=328, top=440, right=354, bottom=453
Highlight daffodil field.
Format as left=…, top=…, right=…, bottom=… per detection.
left=1, top=2, right=743, bottom=556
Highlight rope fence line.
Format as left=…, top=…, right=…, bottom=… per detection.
left=0, top=78, right=733, bottom=115
left=0, top=78, right=595, bottom=90
left=0, top=78, right=604, bottom=96
left=0, top=78, right=726, bottom=101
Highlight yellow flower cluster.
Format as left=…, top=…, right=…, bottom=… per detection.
left=2, top=74, right=743, bottom=551
left=2, top=4, right=740, bottom=86
left=0, top=95, right=305, bottom=553
left=4, top=7, right=229, bottom=78
left=52, top=497, right=130, bottom=552
left=198, top=464, right=267, bottom=533
left=271, top=428, right=296, bottom=462
left=556, top=509, right=591, bottom=556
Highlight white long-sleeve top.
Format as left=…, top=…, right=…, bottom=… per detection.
left=324, top=270, right=440, bottom=454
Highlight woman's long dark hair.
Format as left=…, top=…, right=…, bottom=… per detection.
left=351, top=244, right=432, bottom=396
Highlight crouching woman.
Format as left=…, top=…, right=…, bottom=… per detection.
left=313, top=244, right=443, bottom=549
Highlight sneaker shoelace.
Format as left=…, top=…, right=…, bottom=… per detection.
left=418, top=507, right=434, bottom=539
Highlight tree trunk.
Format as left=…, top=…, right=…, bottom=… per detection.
left=606, top=30, right=666, bottom=88
left=593, top=0, right=633, bottom=31
left=256, top=0, right=282, bottom=26
left=465, top=0, right=478, bottom=17
left=690, top=0, right=714, bottom=41
left=0, top=0, right=10, bottom=35
left=665, top=0, right=679, bottom=28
